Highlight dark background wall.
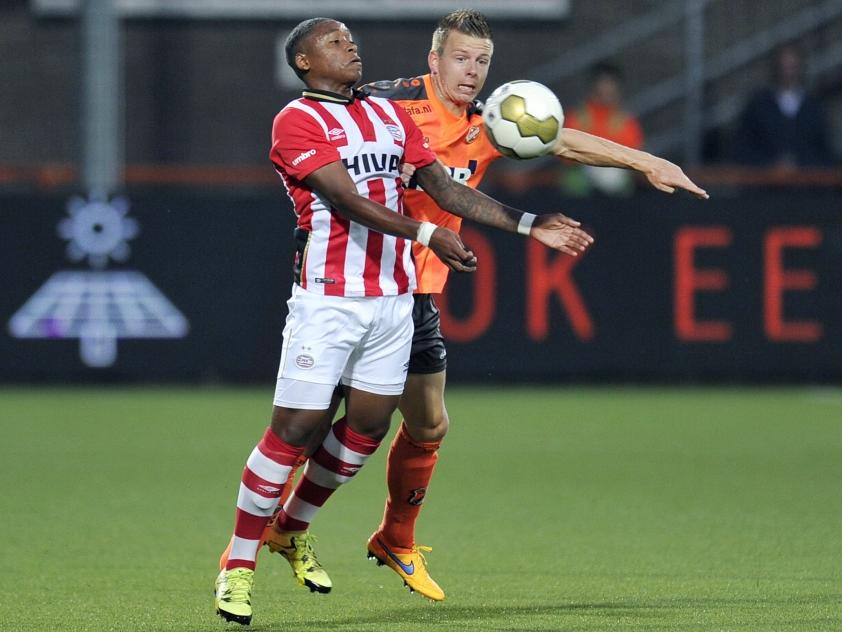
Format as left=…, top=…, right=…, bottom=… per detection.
left=2, top=1, right=841, bottom=383
left=0, top=2, right=580, bottom=165
left=3, top=0, right=842, bottom=166
left=3, top=187, right=840, bottom=382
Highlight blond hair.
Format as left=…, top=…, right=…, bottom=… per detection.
left=431, top=9, right=493, bottom=54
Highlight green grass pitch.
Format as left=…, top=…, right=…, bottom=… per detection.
left=1, top=386, right=841, bottom=631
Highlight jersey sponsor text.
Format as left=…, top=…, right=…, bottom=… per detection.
left=342, top=153, right=401, bottom=177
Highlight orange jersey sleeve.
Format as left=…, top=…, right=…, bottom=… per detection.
left=365, top=74, right=502, bottom=294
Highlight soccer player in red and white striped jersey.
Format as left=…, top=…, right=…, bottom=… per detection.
left=270, top=87, right=431, bottom=297
left=213, top=17, right=593, bottom=626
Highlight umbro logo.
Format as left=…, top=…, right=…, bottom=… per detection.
left=328, top=128, right=346, bottom=140
left=338, top=464, right=361, bottom=477
left=256, top=484, right=281, bottom=496
left=291, top=149, right=316, bottom=166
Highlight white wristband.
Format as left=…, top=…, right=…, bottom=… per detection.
left=517, top=213, right=537, bottom=236
left=416, top=221, right=437, bottom=247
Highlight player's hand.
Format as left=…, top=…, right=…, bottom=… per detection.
left=531, top=214, right=594, bottom=256
left=644, top=156, right=709, bottom=199
left=399, top=162, right=416, bottom=186
left=428, top=227, right=477, bottom=272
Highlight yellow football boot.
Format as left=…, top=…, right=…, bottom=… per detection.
left=366, top=532, right=445, bottom=601
left=214, top=567, right=254, bottom=626
left=265, top=528, right=332, bottom=593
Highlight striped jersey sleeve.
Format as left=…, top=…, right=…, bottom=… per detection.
left=270, top=107, right=340, bottom=180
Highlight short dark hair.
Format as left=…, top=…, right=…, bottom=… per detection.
left=431, top=9, right=493, bottom=54
left=589, top=61, right=623, bottom=84
left=285, top=17, right=335, bottom=80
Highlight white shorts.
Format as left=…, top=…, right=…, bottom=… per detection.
left=273, top=284, right=414, bottom=410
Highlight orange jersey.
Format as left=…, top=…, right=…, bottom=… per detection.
left=565, top=100, right=644, bottom=150
left=365, top=74, right=502, bottom=294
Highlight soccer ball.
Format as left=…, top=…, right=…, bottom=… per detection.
left=483, top=80, right=564, bottom=159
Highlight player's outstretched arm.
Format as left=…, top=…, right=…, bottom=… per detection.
left=554, top=128, right=709, bottom=199
left=304, top=161, right=476, bottom=272
left=415, top=159, right=593, bottom=257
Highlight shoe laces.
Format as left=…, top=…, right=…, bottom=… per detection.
left=292, top=533, right=324, bottom=570
left=222, top=569, right=253, bottom=603
left=411, top=545, right=433, bottom=569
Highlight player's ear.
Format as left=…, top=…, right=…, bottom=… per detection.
left=428, top=49, right=439, bottom=75
left=295, top=51, right=310, bottom=74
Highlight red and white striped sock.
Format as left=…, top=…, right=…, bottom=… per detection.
left=226, top=427, right=304, bottom=570
left=275, top=417, right=380, bottom=532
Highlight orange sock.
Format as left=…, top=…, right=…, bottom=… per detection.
left=217, top=453, right=307, bottom=571
left=378, top=422, right=440, bottom=551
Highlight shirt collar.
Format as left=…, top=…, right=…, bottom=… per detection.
left=422, top=73, right=477, bottom=121
left=301, top=87, right=366, bottom=104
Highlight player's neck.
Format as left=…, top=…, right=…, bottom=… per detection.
left=430, top=73, right=469, bottom=118
left=304, top=79, right=355, bottom=99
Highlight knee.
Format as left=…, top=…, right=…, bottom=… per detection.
left=270, top=422, right=310, bottom=448
left=347, top=415, right=392, bottom=442
left=344, top=391, right=401, bottom=441
left=405, top=408, right=449, bottom=443
left=270, top=407, right=329, bottom=448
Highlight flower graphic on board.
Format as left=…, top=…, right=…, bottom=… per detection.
left=58, top=196, right=139, bottom=269
left=9, top=195, right=188, bottom=367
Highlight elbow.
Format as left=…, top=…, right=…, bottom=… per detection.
left=553, top=128, right=575, bottom=158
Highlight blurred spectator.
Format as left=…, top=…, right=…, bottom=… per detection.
left=563, top=62, right=644, bottom=196
left=735, top=45, right=835, bottom=167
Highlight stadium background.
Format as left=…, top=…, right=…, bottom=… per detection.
left=2, top=0, right=842, bottom=382
left=1, top=2, right=841, bottom=630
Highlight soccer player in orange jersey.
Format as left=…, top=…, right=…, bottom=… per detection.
left=358, top=10, right=707, bottom=602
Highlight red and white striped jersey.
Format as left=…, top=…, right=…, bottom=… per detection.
left=270, top=89, right=437, bottom=297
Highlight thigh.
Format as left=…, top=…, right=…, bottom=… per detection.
left=277, top=285, right=368, bottom=397
left=407, top=294, right=448, bottom=375
left=342, top=293, right=413, bottom=396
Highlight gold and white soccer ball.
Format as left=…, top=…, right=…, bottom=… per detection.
left=483, top=80, right=564, bottom=159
